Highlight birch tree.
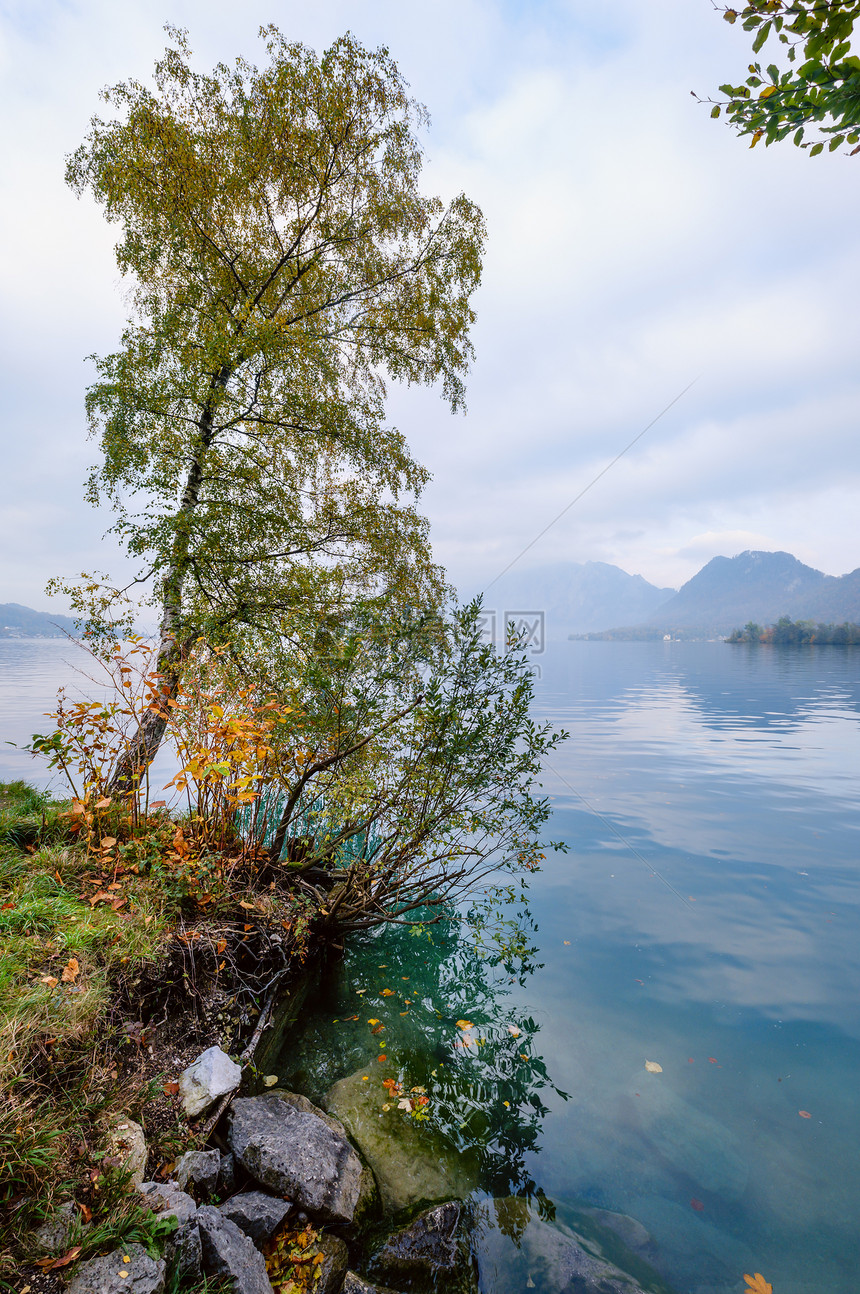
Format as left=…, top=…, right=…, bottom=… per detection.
left=59, top=26, right=485, bottom=793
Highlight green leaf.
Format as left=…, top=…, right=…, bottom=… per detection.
left=711, top=104, right=722, bottom=118
left=828, top=133, right=845, bottom=149
left=752, top=23, right=771, bottom=54
left=810, top=141, right=825, bottom=154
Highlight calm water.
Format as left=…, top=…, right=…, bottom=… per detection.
left=3, top=639, right=859, bottom=1292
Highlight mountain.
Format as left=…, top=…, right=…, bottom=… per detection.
left=645, top=551, right=829, bottom=634
left=0, top=603, right=79, bottom=639
left=467, top=561, right=675, bottom=637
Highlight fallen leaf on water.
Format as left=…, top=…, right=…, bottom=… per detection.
left=563, top=940, right=571, bottom=945
left=397, top=1098, right=413, bottom=1111
left=377, top=1055, right=386, bottom=1063
left=743, top=1275, right=773, bottom=1294
left=645, top=1060, right=663, bottom=1073
left=371, top=1024, right=385, bottom=1035
left=381, top=988, right=395, bottom=997
left=798, top=1110, right=812, bottom=1119
left=690, top=1198, right=704, bottom=1211
left=688, top=1058, right=694, bottom=1064
left=635, top=978, right=644, bottom=985
left=367, top=1019, right=380, bottom=1026
left=455, top=1019, right=473, bottom=1030
left=519, top=1053, right=528, bottom=1060
left=361, top=1076, right=369, bottom=1081
left=708, top=1057, right=718, bottom=1064
left=503, top=1100, right=510, bottom=1108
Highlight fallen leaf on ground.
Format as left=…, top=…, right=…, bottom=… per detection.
left=61, top=958, right=80, bottom=983
left=215, top=937, right=227, bottom=953
left=798, top=1110, right=812, bottom=1119
left=78, top=1202, right=92, bottom=1223
left=100, top=837, right=117, bottom=848
left=40, top=975, right=59, bottom=988
left=35, top=1246, right=82, bottom=1270
left=162, top=1081, right=179, bottom=1096
left=263, top=1075, right=279, bottom=1087
left=743, top=1275, right=773, bottom=1294
left=645, top=1060, right=663, bottom=1073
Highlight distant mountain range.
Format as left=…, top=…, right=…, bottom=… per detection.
left=6, top=550, right=860, bottom=643
left=0, top=603, right=78, bottom=639
left=466, top=551, right=860, bottom=639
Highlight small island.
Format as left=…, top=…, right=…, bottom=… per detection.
left=728, top=616, right=860, bottom=645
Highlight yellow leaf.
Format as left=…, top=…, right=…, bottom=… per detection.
left=743, top=1276, right=773, bottom=1294
left=644, top=1060, right=663, bottom=1073
left=759, top=85, right=778, bottom=99
left=381, top=988, right=395, bottom=997
left=455, top=1019, right=473, bottom=1030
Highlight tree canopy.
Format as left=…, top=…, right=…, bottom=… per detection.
left=705, top=1, right=860, bottom=154
left=60, top=25, right=485, bottom=788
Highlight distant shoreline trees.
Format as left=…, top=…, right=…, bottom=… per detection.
left=728, top=616, right=860, bottom=644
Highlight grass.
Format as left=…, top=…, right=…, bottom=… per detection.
left=0, top=779, right=316, bottom=1284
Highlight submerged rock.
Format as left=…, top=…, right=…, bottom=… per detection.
left=629, top=1077, right=749, bottom=1200
left=218, top=1190, right=291, bottom=1245
left=342, top=1273, right=400, bottom=1294
left=325, top=1067, right=479, bottom=1213
left=67, top=1243, right=165, bottom=1294
left=229, top=1090, right=375, bottom=1225
left=179, top=1045, right=242, bottom=1118
left=367, top=1199, right=477, bottom=1293
left=472, top=1198, right=673, bottom=1294
left=196, top=1205, right=274, bottom=1293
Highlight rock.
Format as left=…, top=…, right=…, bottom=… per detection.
left=166, top=1218, right=203, bottom=1285
left=35, top=1200, right=79, bottom=1253
left=176, top=1148, right=221, bottom=1197
left=581, top=1207, right=654, bottom=1259
left=229, top=1091, right=375, bottom=1225
left=67, top=1242, right=166, bottom=1294
left=342, top=1271, right=400, bottom=1294
left=179, top=1045, right=243, bottom=1118
left=219, top=1150, right=237, bottom=1194
left=325, top=1067, right=479, bottom=1214
left=472, top=1199, right=666, bottom=1294
left=104, top=1117, right=147, bottom=1188
left=218, top=1190, right=291, bottom=1245
left=137, top=1180, right=197, bottom=1225
left=196, top=1205, right=274, bottom=1293
left=367, top=1200, right=477, bottom=1294
left=312, top=1233, right=350, bottom=1294
left=630, top=1076, right=748, bottom=1200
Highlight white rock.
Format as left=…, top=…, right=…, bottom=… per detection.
left=178, top=1046, right=242, bottom=1118
left=104, top=1118, right=148, bottom=1188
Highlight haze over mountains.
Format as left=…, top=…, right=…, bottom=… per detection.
left=470, top=551, right=860, bottom=639
left=5, top=550, right=860, bottom=640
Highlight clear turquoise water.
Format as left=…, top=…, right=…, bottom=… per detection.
left=4, top=638, right=859, bottom=1292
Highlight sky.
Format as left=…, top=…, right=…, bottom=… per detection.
left=1, top=0, right=859, bottom=613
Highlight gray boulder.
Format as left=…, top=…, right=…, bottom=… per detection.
left=219, top=1150, right=237, bottom=1194
left=367, top=1200, right=476, bottom=1294
left=229, top=1090, right=375, bottom=1225
left=179, top=1045, right=243, bottom=1118
left=67, top=1243, right=165, bottom=1294
left=196, top=1205, right=274, bottom=1293
left=136, top=1179, right=197, bottom=1225
left=176, top=1148, right=221, bottom=1197
left=166, top=1218, right=203, bottom=1285
left=104, top=1117, right=148, bottom=1188
left=218, top=1190, right=291, bottom=1245
left=35, top=1200, right=79, bottom=1254
left=325, top=1067, right=479, bottom=1214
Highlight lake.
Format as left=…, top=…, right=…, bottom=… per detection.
left=2, top=638, right=859, bottom=1292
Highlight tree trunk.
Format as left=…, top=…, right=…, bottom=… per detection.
left=109, top=382, right=227, bottom=797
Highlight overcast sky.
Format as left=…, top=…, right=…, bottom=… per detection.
left=1, top=0, right=859, bottom=613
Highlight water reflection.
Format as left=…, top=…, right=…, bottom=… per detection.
left=267, top=910, right=566, bottom=1210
